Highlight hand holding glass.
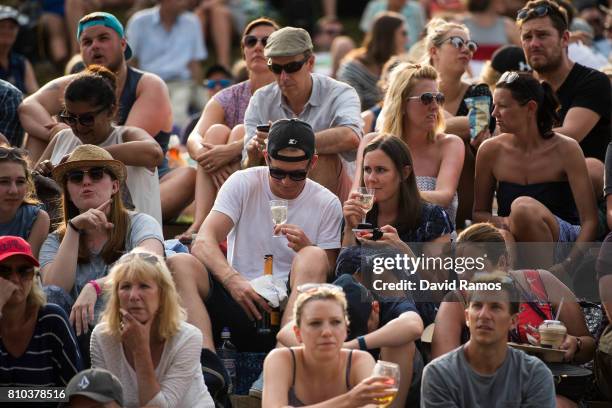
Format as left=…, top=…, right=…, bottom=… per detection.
left=357, top=187, right=375, bottom=223
left=270, top=199, right=288, bottom=237
left=372, top=360, right=400, bottom=408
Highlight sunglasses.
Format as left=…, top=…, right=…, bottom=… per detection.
left=268, top=166, right=308, bottom=181
left=443, top=36, right=478, bottom=53
left=516, top=5, right=552, bottom=21
left=0, top=264, right=36, bottom=281
left=117, top=251, right=161, bottom=265
left=297, top=283, right=342, bottom=294
left=497, top=71, right=520, bottom=85
left=204, top=79, right=232, bottom=89
left=408, top=92, right=445, bottom=106
left=268, top=55, right=310, bottom=75
left=60, top=107, right=107, bottom=127
left=0, top=147, right=27, bottom=160
left=243, top=35, right=268, bottom=48
left=65, top=167, right=110, bottom=184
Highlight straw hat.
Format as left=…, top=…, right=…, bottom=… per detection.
left=52, top=144, right=126, bottom=184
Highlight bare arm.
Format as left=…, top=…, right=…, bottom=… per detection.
left=27, top=210, right=50, bottom=257
left=124, top=73, right=173, bottom=137
left=105, top=126, right=164, bottom=167
left=191, top=210, right=236, bottom=283
left=186, top=98, right=226, bottom=158
left=351, top=132, right=378, bottom=190
left=18, top=76, right=70, bottom=142
left=314, top=127, right=360, bottom=155
left=553, top=107, right=600, bottom=143
left=443, top=116, right=470, bottom=141
left=344, top=311, right=423, bottom=350
left=419, top=134, right=464, bottom=209
left=608, top=194, right=612, bottom=231
left=41, top=225, right=81, bottom=292
left=431, top=299, right=465, bottom=358
left=35, top=134, right=60, bottom=167
left=188, top=60, right=203, bottom=86
left=23, top=59, right=40, bottom=95
left=472, top=138, right=508, bottom=228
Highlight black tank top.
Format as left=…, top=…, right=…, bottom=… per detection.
left=117, top=66, right=171, bottom=154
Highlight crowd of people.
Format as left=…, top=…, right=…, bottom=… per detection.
left=1, top=0, right=612, bottom=407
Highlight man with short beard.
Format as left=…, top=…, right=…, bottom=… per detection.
left=517, top=0, right=611, bottom=167
left=19, top=12, right=195, bottom=221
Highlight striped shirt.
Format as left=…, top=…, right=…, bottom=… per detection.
left=0, top=303, right=83, bottom=388
left=0, top=79, right=24, bottom=146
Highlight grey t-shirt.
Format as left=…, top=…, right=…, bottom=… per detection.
left=40, top=212, right=164, bottom=315
left=421, top=345, right=555, bottom=408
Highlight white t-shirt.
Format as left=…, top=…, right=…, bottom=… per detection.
left=212, top=166, right=342, bottom=281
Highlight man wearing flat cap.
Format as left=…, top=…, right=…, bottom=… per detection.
left=243, top=26, right=363, bottom=203
left=182, top=119, right=342, bottom=352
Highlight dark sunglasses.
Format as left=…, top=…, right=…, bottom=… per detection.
left=204, top=79, right=233, bottom=89
left=60, top=107, right=107, bottom=127
left=443, top=36, right=478, bottom=53
left=243, top=35, right=268, bottom=48
left=268, top=56, right=310, bottom=75
left=65, top=167, right=110, bottom=184
left=268, top=166, right=308, bottom=181
left=408, top=92, right=445, bottom=106
left=516, top=5, right=552, bottom=21
left=0, top=264, right=36, bottom=281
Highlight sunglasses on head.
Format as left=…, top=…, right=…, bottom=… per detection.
left=408, top=92, right=445, bottom=106
left=243, top=35, right=268, bottom=48
left=0, top=147, right=27, bottom=160
left=60, top=107, right=107, bottom=127
left=65, top=167, right=110, bottom=184
left=117, top=251, right=161, bottom=265
left=267, top=55, right=310, bottom=75
left=0, top=264, right=36, bottom=281
left=443, top=36, right=478, bottom=53
left=268, top=166, right=308, bottom=181
left=297, top=283, right=343, bottom=294
left=497, top=71, right=520, bottom=85
left=516, top=5, right=552, bottom=21
left=204, top=79, right=232, bottom=89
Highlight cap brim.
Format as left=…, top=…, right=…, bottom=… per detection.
left=124, top=43, right=133, bottom=60
left=70, top=391, right=115, bottom=404
left=0, top=253, right=40, bottom=267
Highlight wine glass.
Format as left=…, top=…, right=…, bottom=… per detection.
left=270, top=199, right=288, bottom=237
left=372, top=360, right=400, bottom=408
left=356, top=187, right=375, bottom=223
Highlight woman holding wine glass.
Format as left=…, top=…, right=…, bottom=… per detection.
left=262, top=284, right=398, bottom=407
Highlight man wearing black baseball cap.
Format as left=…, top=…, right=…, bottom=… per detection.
left=177, top=118, right=342, bottom=354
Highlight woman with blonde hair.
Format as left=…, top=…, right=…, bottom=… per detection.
left=0, top=146, right=49, bottom=257
left=263, top=284, right=396, bottom=407
left=353, top=63, right=464, bottom=224
left=91, top=250, right=214, bottom=407
left=0, top=236, right=82, bottom=390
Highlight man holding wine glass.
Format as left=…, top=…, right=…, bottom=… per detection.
left=181, top=118, right=342, bottom=353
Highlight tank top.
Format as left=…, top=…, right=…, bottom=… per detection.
left=463, top=16, right=508, bottom=61
left=0, top=204, right=39, bottom=239
left=117, top=66, right=171, bottom=155
left=50, top=127, right=163, bottom=225
left=416, top=175, right=458, bottom=223
left=287, top=348, right=353, bottom=407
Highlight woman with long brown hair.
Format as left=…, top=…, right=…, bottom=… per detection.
left=337, top=11, right=407, bottom=111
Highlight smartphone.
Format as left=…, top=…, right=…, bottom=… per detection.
left=256, top=124, right=270, bottom=133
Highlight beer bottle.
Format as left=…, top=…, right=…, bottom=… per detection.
left=256, top=254, right=280, bottom=335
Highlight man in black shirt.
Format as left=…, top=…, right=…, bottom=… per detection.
left=517, top=0, right=611, bottom=193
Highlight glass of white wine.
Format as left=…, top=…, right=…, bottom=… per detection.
left=270, top=199, right=288, bottom=237
left=372, top=360, right=400, bottom=408
left=357, top=187, right=375, bottom=224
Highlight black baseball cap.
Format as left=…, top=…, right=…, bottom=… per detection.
left=267, top=119, right=315, bottom=162
left=491, top=45, right=531, bottom=74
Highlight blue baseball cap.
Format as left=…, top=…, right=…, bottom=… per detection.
left=77, top=12, right=132, bottom=60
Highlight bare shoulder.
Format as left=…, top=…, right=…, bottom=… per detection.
left=349, top=349, right=375, bottom=368
left=435, top=132, right=464, bottom=152
left=27, top=74, right=73, bottom=100
left=552, top=133, right=581, bottom=152
left=138, top=72, right=169, bottom=96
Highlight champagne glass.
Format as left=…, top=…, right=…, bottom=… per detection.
left=356, top=187, right=375, bottom=224
left=270, top=199, right=288, bottom=237
left=372, top=360, right=400, bottom=408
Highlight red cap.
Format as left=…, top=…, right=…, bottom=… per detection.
left=0, top=236, right=39, bottom=266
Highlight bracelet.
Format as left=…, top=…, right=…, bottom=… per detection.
left=357, top=336, right=368, bottom=351
left=88, top=280, right=102, bottom=297
left=221, top=272, right=239, bottom=287
left=68, top=220, right=82, bottom=234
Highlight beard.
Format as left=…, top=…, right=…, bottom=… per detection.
left=528, top=47, right=563, bottom=73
